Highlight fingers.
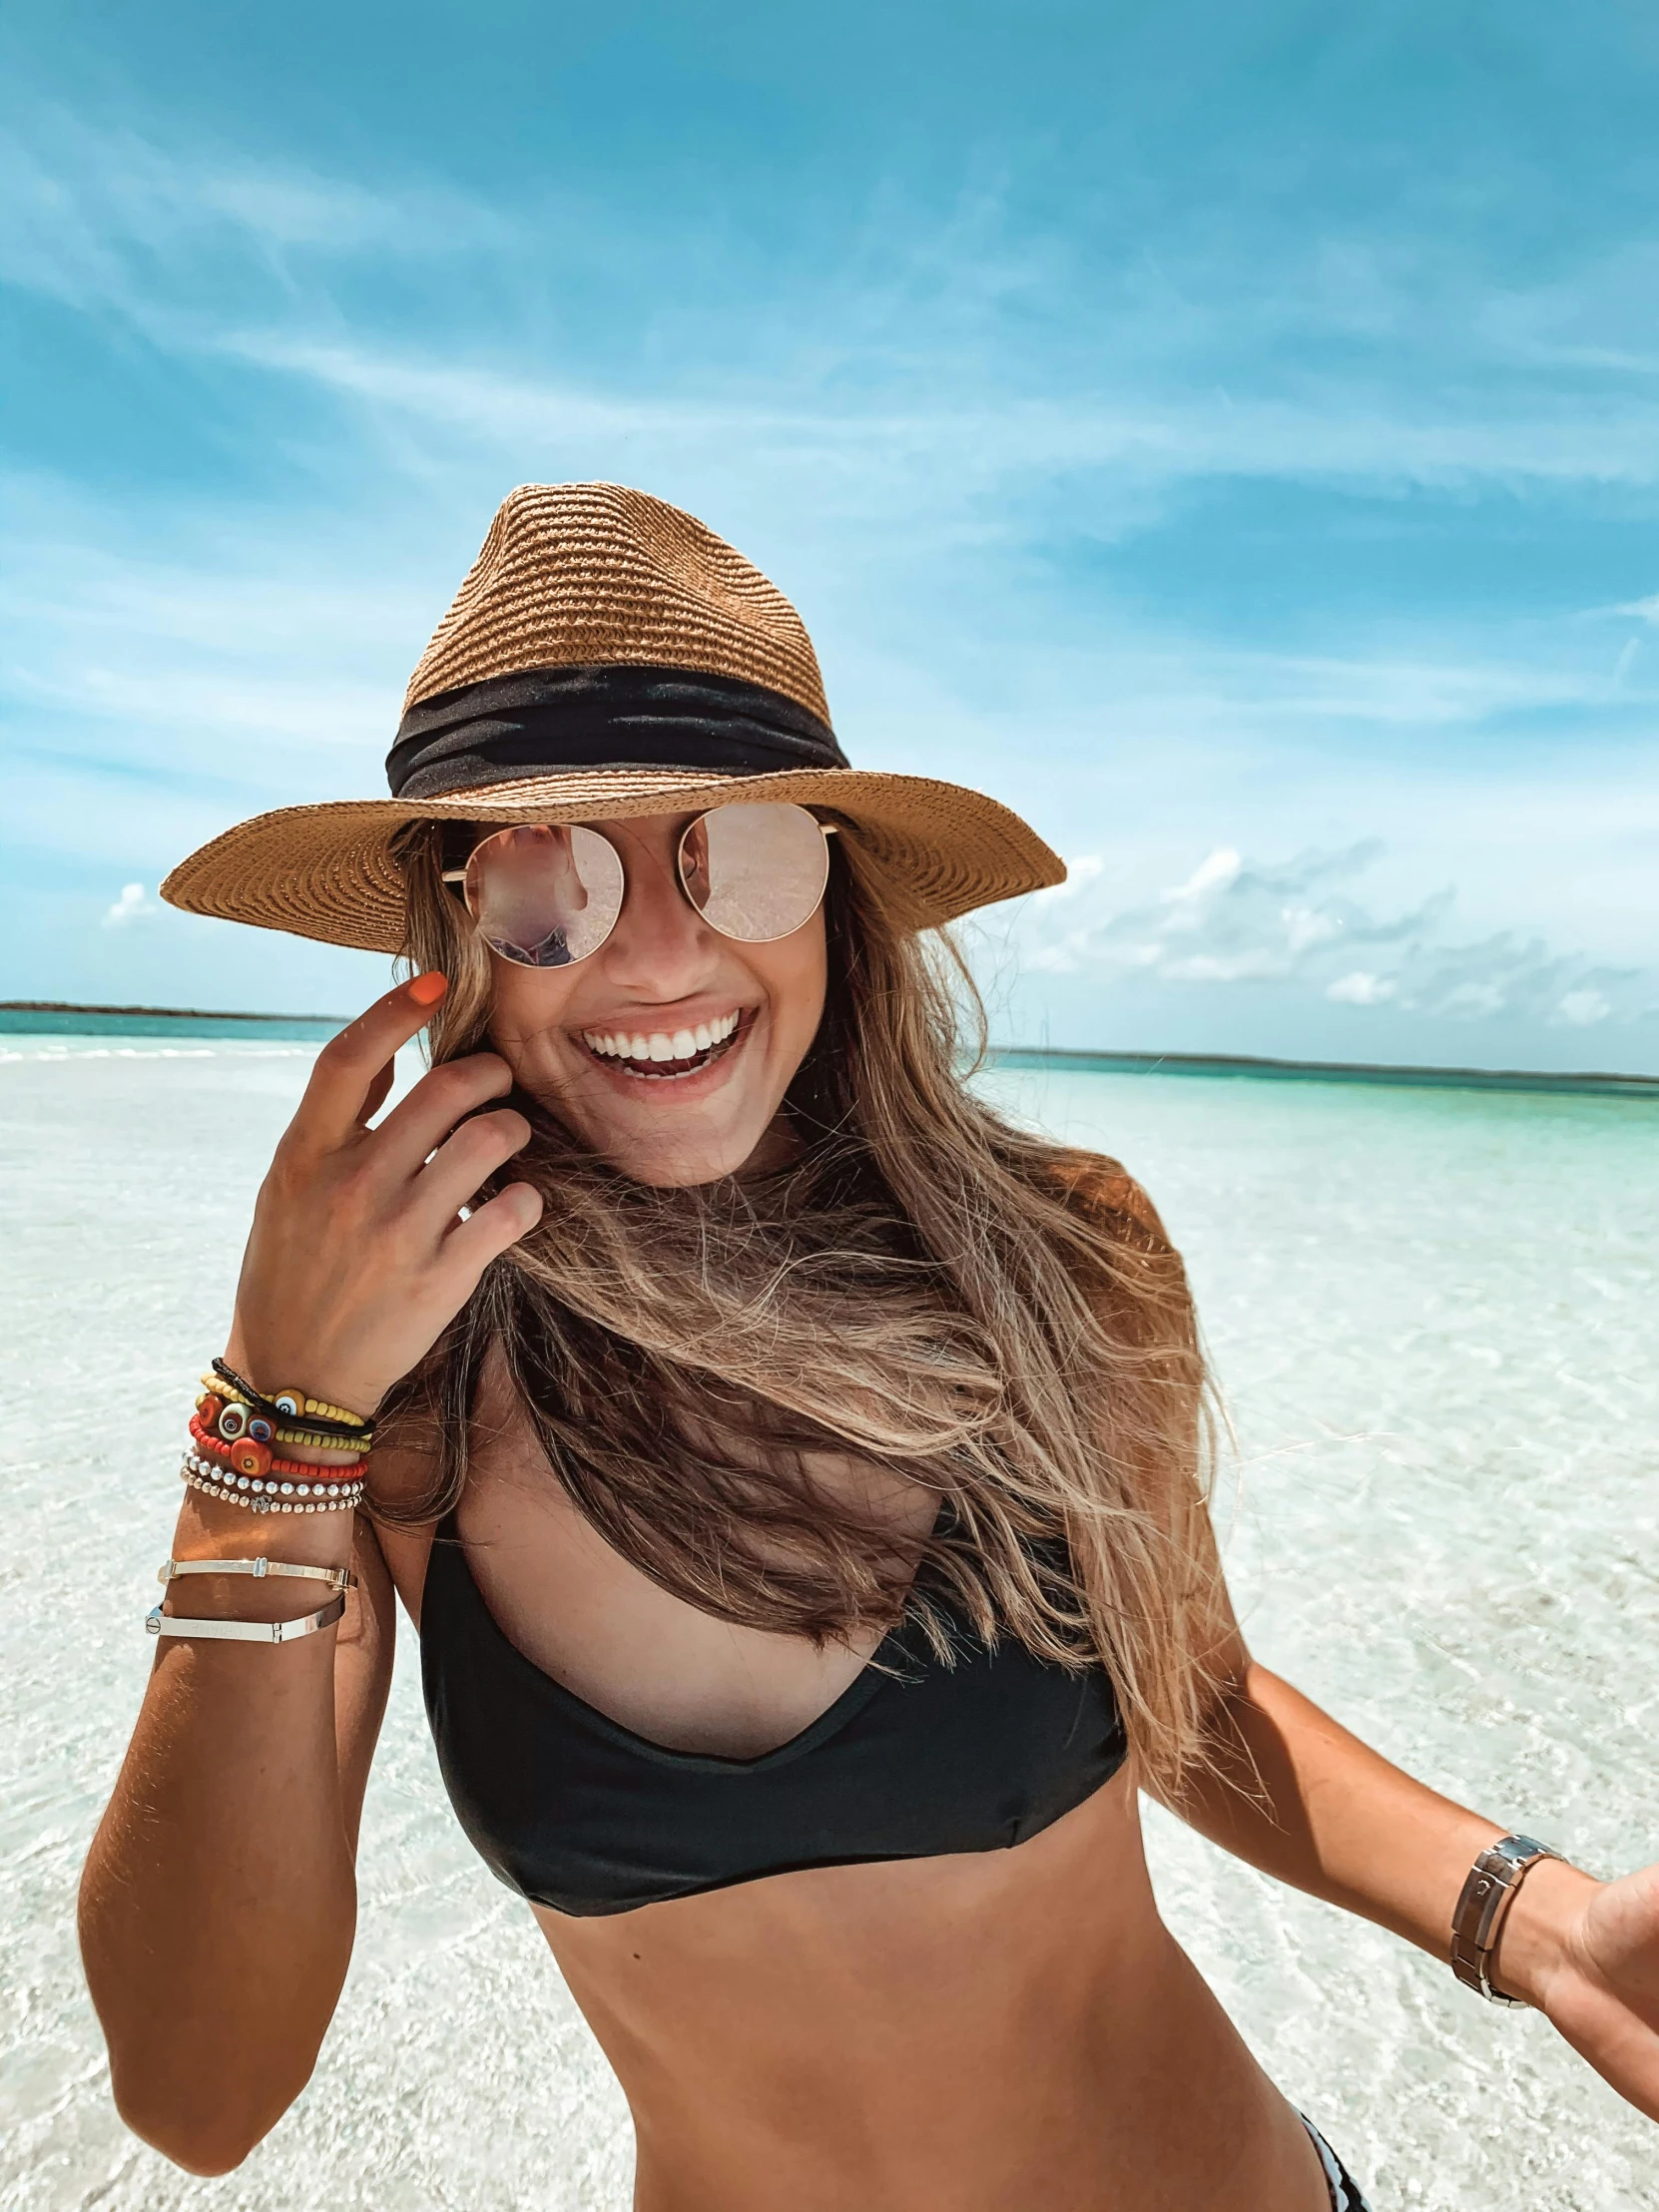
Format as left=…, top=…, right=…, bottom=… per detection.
left=407, top=1106, right=535, bottom=1230
left=438, top=1182, right=546, bottom=1288
left=288, top=975, right=449, bottom=1152
left=369, top=1052, right=518, bottom=1182
left=358, top=1059, right=396, bottom=1129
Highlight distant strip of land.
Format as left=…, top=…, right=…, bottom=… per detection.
left=1, top=1000, right=343, bottom=1023
left=4, top=1005, right=1655, bottom=1095
left=987, top=1045, right=1659, bottom=1099
left=0, top=1002, right=345, bottom=1042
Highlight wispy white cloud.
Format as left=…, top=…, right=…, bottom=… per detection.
left=11, top=116, right=1659, bottom=508
left=0, top=111, right=507, bottom=316
left=999, top=842, right=1658, bottom=1028
left=102, top=881, right=161, bottom=927
left=6, top=105, right=1659, bottom=1050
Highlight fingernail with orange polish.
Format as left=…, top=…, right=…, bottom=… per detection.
left=409, top=972, right=448, bottom=1005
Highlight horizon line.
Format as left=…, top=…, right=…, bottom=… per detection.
left=986, top=1044, right=1659, bottom=1099
left=4, top=1002, right=1656, bottom=1096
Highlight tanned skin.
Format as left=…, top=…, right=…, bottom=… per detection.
left=81, top=813, right=1659, bottom=2204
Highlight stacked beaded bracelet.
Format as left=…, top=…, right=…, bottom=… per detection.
left=182, top=1446, right=365, bottom=1515
left=204, top=1379, right=370, bottom=1427
left=209, top=1361, right=374, bottom=1444
left=188, top=1412, right=355, bottom=1482
left=202, top=1380, right=372, bottom=1446
left=195, top=1397, right=370, bottom=1461
left=182, top=1361, right=373, bottom=1515
left=200, top=1389, right=371, bottom=1450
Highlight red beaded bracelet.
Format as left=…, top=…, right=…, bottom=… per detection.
left=196, top=1392, right=368, bottom=1460
left=189, top=1412, right=365, bottom=1483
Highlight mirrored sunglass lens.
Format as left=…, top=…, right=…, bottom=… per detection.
left=679, top=804, right=830, bottom=943
left=464, top=825, right=624, bottom=967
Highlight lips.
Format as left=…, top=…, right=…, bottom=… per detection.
left=578, top=1008, right=745, bottom=1080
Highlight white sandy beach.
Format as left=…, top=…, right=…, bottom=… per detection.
left=3, top=1038, right=1656, bottom=2210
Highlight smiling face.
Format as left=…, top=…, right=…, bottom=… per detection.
left=478, top=811, right=830, bottom=1187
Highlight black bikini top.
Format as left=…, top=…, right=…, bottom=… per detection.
left=420, top=1516, right=1128, bottom=1918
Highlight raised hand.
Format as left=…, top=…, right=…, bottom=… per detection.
left=225, top=973, right=543, bottom=1416
left=1530, top=1856, right=1659, bottom=2122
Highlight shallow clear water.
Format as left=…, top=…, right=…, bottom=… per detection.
left=2, top=1041, right=1656, bottom=2208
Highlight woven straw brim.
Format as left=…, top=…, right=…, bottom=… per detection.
left=161, top=768, right=1065, bottom=953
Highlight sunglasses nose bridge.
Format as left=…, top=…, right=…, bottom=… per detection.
left=597, top=829, right=726, bottom=987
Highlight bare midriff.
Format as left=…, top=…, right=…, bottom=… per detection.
left=376, top=1399, right=1333, bottom=2212
left=538, top=1775, right=1331, bottom=2212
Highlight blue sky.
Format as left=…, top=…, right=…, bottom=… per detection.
left=5, top=0, right=1659, bottom=1068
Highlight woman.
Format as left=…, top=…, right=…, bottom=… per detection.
left=80, top=485, right=1659, bottom=2210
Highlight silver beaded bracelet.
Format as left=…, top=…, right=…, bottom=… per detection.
left=180, top=1448, right=365, bottom=1516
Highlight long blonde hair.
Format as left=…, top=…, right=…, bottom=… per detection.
left=380, top=818, right=1229, bottom=1797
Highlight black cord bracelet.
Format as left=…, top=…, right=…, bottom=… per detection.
left=211, top=1358, right=375, bottom=1443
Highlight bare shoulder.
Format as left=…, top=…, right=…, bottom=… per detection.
left=1046, top=1147, right=1174, bottom=1248
left=362, top=1341, right=521, bottom=1623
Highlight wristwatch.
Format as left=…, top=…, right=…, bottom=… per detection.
left=1449, top=1833, right=1564, bottom=2005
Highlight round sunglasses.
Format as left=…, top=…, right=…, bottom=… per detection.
left=442, top=802, right=836, bottom=970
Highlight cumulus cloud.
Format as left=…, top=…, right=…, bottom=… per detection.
left=1001, top=842, right=1656, bottom=1029
left=103, top=881, right=161, bottom=926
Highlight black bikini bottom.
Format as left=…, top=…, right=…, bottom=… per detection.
left=1301, top=2115, right=1374, bottom=2210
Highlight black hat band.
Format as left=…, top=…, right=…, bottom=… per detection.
left=385, top=664, right=848, bottom=802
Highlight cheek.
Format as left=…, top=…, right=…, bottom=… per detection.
left=483, top=962, right=583, bottom=1052
left=759, top=923, right=829, bottom=1060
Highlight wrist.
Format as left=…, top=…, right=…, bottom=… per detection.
left=221, top=1332, right=383, bottom=1427
left=1488, top=1854, right=1601, bottom=2008
left=174, top=1487, right=359, bottom=1575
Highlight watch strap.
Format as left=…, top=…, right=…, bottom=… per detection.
left=1450, top=1833, right=1563, bottom=2004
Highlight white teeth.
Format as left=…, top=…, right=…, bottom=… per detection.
left=579, top=1010, right=744, bottom=1068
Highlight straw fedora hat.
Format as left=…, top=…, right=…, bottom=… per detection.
left=162, top=483, right=1065, bottom=952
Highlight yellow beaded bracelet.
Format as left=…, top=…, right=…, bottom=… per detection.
left=275, top=1427, right=372, bottom=1455
left=296, top=1394, right=372, bottom=1426
left=201, top=1375, right=374, bottom=1433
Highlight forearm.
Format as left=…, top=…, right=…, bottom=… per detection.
left=1169, top=1661, right=1598, bottom=2004
left=78, top=980, right=534, bottom=2167
left=79, top=1485, right=379, bottom=2172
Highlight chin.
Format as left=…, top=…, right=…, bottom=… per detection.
left=518, top=1066, right=774, bottom=1187
left=574, top=1103, right=776, bottom=1187
left=615, top=1140, right=758, bottom=1189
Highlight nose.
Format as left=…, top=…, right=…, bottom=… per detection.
left=597, top=829, right=721, bottom=999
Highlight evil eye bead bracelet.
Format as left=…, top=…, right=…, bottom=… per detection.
left=181, top=1360, right=374, bottom=1515
left=202, top=1374, right=372, bottom=1431
left=208, top=1360, right=375, bottom=1440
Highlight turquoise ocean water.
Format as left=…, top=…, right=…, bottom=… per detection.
left=2, top=1025, right=1656, bottom=2208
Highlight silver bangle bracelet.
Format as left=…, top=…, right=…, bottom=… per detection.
left=158, top=1556, right=355, bottom=1592
left=180, top=1449, right=365, bottom=1515
left=1449, top=1832, right=1565, bottom=2004
left=146, top=1592, right=347, bottom=1644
